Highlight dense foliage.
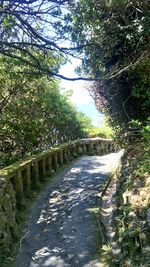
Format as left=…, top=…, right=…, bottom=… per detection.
left=115, top=138, right=150, bottom=267
left=0, top=2, right=149, bottom=266
left=0, top=56, right=93, bottom=168
left=0, top=0, right=68, bottom=79
left=69, top=3, right=150, bottom=266
left=71, top=0, right=150, bottom=134
left=85, top=122, right=114, bottom=139
left=0, top=0, right=95, bottom=81
left=1, top=0, right=149, bottom=164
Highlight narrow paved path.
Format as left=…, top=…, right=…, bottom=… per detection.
left=15, top=152, right=121, bottom=267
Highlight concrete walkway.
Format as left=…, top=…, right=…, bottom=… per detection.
left=15, top=152, right=122, bottom=267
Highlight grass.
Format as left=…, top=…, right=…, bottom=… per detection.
left=86, top=123, right=114, bottom=139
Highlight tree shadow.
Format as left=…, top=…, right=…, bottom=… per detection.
left=15, top=153, right=120, bottom=267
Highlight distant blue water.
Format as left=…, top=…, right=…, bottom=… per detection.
left=76, top=103, right=104, bottom=126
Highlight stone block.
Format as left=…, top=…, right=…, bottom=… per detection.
left=38, top=159, right=46, bottom=180
left=14, top=171, right=24, bottom=198
left=63, top=148, right=68, bottom=163
left=5, top=181, right=16, bottom=211
left=0, top=210, right=7, bottom=229
left=95, top=144, right=101, bottom=155
left=30, top=161, right=40, bottom=188
left=58, top=151, right=64, bottom=165
left=52, top=153, right=59, bottom=171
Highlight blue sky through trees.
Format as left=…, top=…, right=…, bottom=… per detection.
left=60, top=58, right=104, bottom=126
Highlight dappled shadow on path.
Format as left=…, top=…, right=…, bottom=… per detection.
left=15, top=153, right=120, bottom=267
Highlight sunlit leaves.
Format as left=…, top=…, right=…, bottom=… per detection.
left=0, top=56, right=89, bottom=167
left=71, top=0, right=150, bottom=132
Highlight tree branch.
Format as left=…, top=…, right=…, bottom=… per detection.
left=0, top=50, right=99, bottom=81
left=108, top=52, right=148, bottom=79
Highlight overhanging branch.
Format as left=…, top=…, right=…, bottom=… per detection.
left=0, top=50, right=99, bottom=81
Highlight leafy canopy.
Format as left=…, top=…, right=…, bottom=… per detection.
left=71, top=0, right=150, bottom=133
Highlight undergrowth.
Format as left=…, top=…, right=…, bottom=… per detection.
left=98, top=121, right=150, bottom=267
left=116, top=139, right=150, bottom=267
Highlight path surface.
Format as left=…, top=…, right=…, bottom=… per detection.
left=15, top=152, right=121, bottom=267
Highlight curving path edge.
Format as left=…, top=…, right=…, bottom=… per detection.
left=14, top=152, right=122, bottom=267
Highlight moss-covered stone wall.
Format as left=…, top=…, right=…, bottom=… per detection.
left=0, top=138, right=117, bottom=252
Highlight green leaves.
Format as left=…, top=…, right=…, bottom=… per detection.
left=0, top=56, right=88, bottom=167
left=71, top=0, right=150, bottom=134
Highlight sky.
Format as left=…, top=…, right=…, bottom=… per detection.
left=59, top=58, right=104, bottom=127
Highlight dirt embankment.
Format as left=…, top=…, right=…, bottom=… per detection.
left=99, top=144, right=150, bottom=267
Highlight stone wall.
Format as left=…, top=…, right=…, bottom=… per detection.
left=0, top=138, right=117, bottom=253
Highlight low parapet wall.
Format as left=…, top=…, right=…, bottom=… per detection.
left=0, top=138, right=117, bottom=253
